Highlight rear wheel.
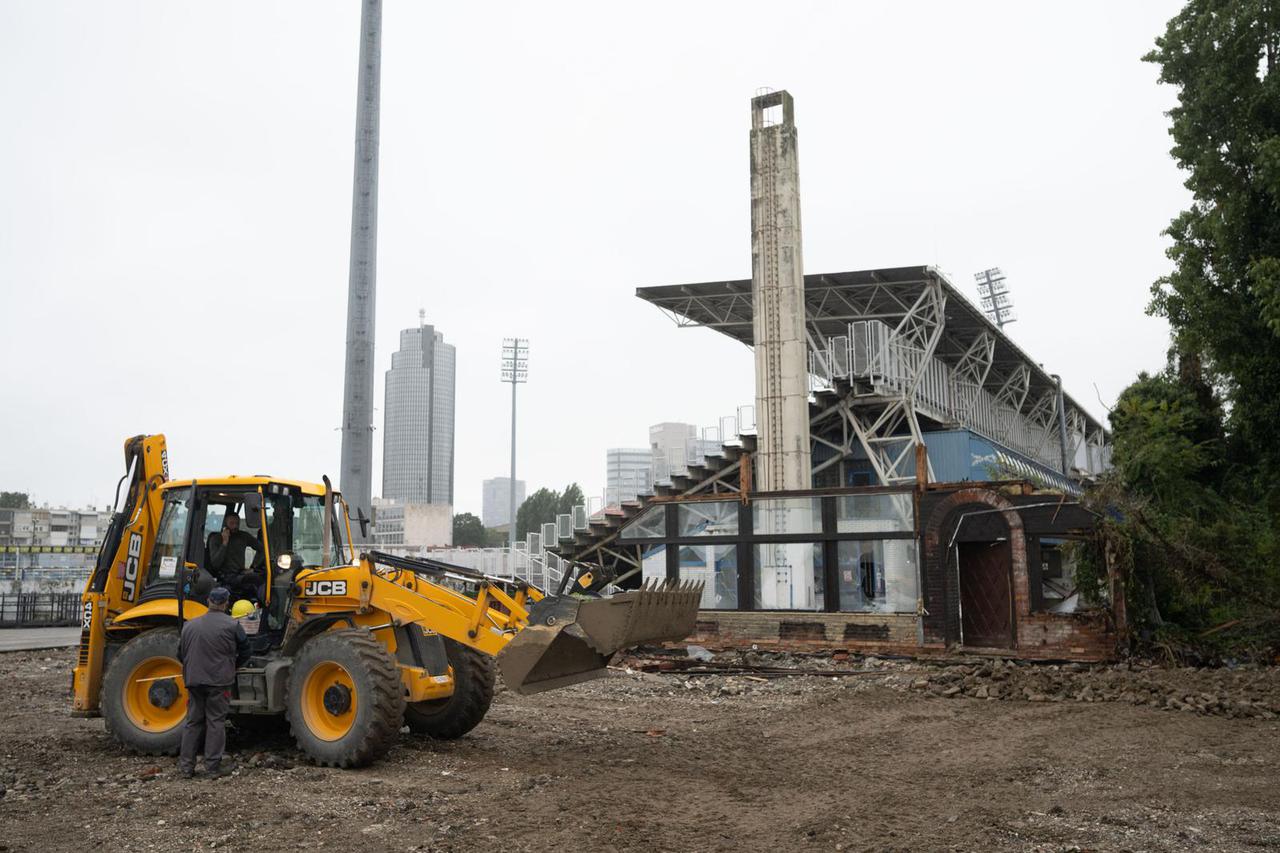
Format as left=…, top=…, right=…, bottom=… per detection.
left=285, top=629, right=404, bottom=767
left=102, top=628, right=187, bottom=755
left=404, top=637, right=494, bottom=739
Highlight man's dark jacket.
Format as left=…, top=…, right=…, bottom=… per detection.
left=179, top=611, right=250, bottom=688
left=207, top=528, right=261, bottom=575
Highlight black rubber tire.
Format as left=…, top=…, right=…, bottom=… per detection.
left=403, top=637, right=494, bottom=739
left=101, top=628, right=185, bottom=756
left=285, top=629, right=405, bottom=768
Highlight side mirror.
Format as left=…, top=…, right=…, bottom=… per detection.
left=243, top=492, right=263, bottom=516
left=357, top=507, right=370, bottom=540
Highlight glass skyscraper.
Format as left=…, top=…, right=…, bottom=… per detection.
left=382, top=322, right=456, bottom=505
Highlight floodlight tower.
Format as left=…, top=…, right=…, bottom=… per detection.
left=974, top=268, right=1016, bottom=330
left=339, top=0, right=382, bottom=526
left=501, top=338, right=528, bottom=552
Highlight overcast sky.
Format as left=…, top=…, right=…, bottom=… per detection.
left=0, top=1, right=1187, bottom=515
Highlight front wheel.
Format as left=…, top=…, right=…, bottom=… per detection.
left=285, top=629, right=405, bottom=767
left=404, top=637, right=494, bottom=739
left=101, top=628, right=187, bottom=755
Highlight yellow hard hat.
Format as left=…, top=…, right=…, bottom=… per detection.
left=231, top=599, right=255, bottom=619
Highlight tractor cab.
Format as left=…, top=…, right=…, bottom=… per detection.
left=138, top=479, right=352, bottom=641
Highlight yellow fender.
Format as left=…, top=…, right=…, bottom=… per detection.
left=111, top=598, right=208, bottom=627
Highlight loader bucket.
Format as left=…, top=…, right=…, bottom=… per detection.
left=497, top=579, right=703, bottom=695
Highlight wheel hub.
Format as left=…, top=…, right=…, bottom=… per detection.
left=148, top=678, right=179, bottom=710
left=323, top=683, right=352, bottom=716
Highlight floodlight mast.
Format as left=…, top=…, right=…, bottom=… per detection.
left=974, top=268, right=1016, bottom=330
left=501, top=338, right=529, bottom=553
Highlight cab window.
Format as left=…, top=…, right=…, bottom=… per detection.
left=145, top=487, right=191, bottom=584
left=264, top=491, right=347, bottom=568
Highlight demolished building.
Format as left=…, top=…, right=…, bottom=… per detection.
left=551, top=92, right=1123, bottom=662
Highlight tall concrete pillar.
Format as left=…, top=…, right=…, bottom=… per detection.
left=750, top=90, right=811, bottom=492
left=339, top=0, right=381, bottom=524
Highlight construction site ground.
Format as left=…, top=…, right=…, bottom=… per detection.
left=2, top=648, right=1278, bottom=853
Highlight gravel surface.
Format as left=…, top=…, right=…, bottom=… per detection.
left=1, top=648, right=1277, bottom=852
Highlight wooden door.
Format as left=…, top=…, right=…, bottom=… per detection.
left=959, top=541, right=1013, bottom=648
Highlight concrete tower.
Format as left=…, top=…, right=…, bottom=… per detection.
left=750, top=90, right=811, bottom=491
left=339, top=0, right=382, bottom=523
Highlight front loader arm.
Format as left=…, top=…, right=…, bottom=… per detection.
left=294, top=551, right=702, bottom=695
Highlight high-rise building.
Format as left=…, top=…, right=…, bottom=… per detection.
left=482, top=477, right=526, bottom=528
left=382, top=320, right=456, bottom=505
left=606, top=448, right=654, bottom=507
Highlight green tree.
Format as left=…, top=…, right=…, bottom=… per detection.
left=1145, top=2, right=1280, bottom=491
left=0, top=492, right=30, bottom=509
left=452, top=512, right=488, bottom=548
left=557, top=483, right=584, bottom=517
left=1087, top=4, right=1280, bottom=658
left=514, top=483, right=586, bottom=541
left=516, top=488, right=561, bottom=541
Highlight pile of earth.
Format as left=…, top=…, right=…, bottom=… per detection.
left=623, top=647, right=1280, bottom=719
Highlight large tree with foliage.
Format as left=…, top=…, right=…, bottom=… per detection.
left=452, top=512, right=488, bottom=548
left=1145, top=1, right=1280, bottom=491
left=1097, top=3, right=1280, bottom=657
left=0, top=492, right=30, bottom=509
left=515, top=483, right=585, bottom=541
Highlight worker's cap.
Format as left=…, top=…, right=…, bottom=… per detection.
left=208, top=587, right=231, bottom=605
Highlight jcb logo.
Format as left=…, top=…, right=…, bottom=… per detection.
left=121, top=533, right=143, bottom=601
left=304, top=580, right=347, bottom=597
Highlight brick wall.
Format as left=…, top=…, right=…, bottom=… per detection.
left=688, top=611, right=921, bottom=654
left=1014, top=611, right=1116, bottom=660
left=920, top=484, right=1119, bottom=663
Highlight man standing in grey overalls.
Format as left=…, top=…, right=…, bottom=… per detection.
left=177, top=586, right=250, bottom=778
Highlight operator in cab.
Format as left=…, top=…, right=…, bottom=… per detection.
left=177, top=587, right=251, bottom=778
left=207, top=511, right=264, bottom=601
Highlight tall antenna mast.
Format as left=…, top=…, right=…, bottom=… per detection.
left=339, top=0, right=382, bottom=527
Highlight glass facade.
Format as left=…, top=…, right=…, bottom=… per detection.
left=679, top=543, right=739, bottom=609
left=383, top=324, right=455, bottom=505
left=677, top=502, right=738, bottom=536
left=617, top=488, right=918, bottom=613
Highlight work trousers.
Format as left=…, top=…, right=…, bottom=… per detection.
left=179, top=684, right=231, bottom=770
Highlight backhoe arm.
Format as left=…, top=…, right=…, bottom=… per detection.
left=73, top=434, right=170, bottom=714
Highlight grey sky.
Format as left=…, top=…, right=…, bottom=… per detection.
left=0, top=1, right=1185, bottom=515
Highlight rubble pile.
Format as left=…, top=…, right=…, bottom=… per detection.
left=621, top=648, right=1280, bottom=719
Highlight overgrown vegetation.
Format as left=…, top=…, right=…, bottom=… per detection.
left=1098, top=1, right=1280, bottom=659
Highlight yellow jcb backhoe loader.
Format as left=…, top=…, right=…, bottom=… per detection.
left=71, top=435, right=700, bottom=767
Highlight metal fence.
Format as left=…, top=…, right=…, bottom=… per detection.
left=0, top=593, right=82, bottom=627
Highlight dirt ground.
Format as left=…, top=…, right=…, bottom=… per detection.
left=1, top=648, right=1278, bottom=853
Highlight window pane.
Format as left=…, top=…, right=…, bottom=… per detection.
left=835, top=493, right=913, bottom=533
left=619, top=506, right=666, bottom=540
left=1039, top=537, right=1084, bottom=613
left=836, top=539, right=917, bottom=612
left=753, top=542, right=822, bottom=610
left=679, top=544, right=738, bottom=609
left=639, top=543, right=666, bottom=584
left=752, top=497, right=822, bottom=536
left=146, top=488, right=190, bottom=584
left=677, top=502, right=738, bottom=537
